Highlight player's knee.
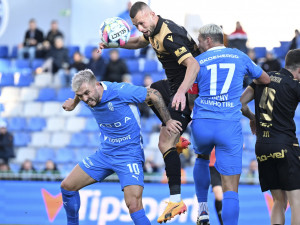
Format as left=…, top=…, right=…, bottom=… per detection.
left=126, top=196, right=142, bottom=213
left=61, top=179, right=75, bottom=191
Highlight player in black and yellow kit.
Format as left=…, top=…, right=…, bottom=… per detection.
left=241, top=49, right=300, bottom=225
left=99, top=2, right=200, bottom=223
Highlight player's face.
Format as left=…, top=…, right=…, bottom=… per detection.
left=132, top=10, right=156, bottom=37
left=197, top=35, right=209, bottom=53
left=76, top=82, right=101, bottom=107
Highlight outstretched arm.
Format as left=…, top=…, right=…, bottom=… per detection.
left=145, top=88, right=182, bottom=135
left=62, top=95, right=81, bottom=111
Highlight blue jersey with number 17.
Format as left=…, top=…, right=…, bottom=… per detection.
left=86, top=81, right=147, bottom=161
left=193, top=46, right=263, bottom=121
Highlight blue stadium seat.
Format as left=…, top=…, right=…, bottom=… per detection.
left=83, top=118, right=99, bottom=132
left=36, top=88, right=56, bottom=101
left=7, top=117, right=27, bottom=131
left=14, top=70, right=33, bottom=87
left=272, top=47, right=287, bottom=59
left=119, top=48, right=135, bottom=59
left=68, top=133, right=89, bottom=148
left=131, top=73, right=144, bottom=86
left=55, top=148, right=75, bottom=163
left=75, top=148, right=96, bottom=162
left=126, top=59, right=140, bottom=73
left=253, top=47, right=267, bottom=59
left=0, top=59, right=11, bottom=72
left=87, top=133, right=100, bottom=148
left=0, top=45, right=9, bottom=58
left=101, top=49, right=110, bottom=60
left=35, top=148, right=56, bottom=163
left=84, top=45, right=97, bottom=59
left=0, top=103, right=4, bottom=112
left=0, top=72, right=14, bottom=86
left=77, top=103, right=92, bottom=117
left=142, top=59, right=158, bottom=73
left=280, top=41, right=291, bottom=52
left=15, top=59, right=31, bottom=69
left=27, top=117, right=46, bottom=131
left=67, top=45, right=80, bottom=58
left=56, top=88, right=75, bottom=102
left=14, top=132, right=31, bottom=147
left=10, top=45, right=18, bottom=58
left=151, top=72, right=166, bottom=82
left=31, top=59, right=45, bottom=70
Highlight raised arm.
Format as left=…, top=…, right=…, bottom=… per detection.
left=145, top=88, right=182, bottom=135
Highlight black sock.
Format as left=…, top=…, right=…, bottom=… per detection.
left=215, top=199, right=223, bottom=225
left=163, top=147, right=181, bottom=195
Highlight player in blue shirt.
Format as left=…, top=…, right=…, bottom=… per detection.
left=60, top=69, right=182, bottom=225
left=189, top=24, right=270, bottom=225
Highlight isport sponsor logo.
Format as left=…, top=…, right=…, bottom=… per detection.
left=104, top=134, right=131, bottom=143
left=77, top=190, right=198, bottom=225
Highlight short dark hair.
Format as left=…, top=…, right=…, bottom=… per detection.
left=285, top=49, right=300, bottom=70
left=130, top=1, right=148, bottom=18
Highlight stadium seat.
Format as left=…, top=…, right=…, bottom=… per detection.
left=55, top=147, right=75, bottom=164
left=30, top=132, right=51, bottom=147
left=142, top=59, right=158, bottom=73
left=19, top=87, right=39, bottom=102
left=87, top=132, right=100, bottom=148
left=35, top=148, right=56, bottom=163
left=41, top=102, right=62, bottom=117
left=0, top=87, right=21, bottom=103
left=31, top=59, right=45, bottom=70
left=56, top=88, right=75, bottom=102
left=119, top=48, right=135, bottom=59
left=0, top=72, right=14, bottom=86
left=131, top=73, right=144, bottom=86
left=280, top=41, right=291, bottom=52
left=7, top=117, right=27, bottom=131
left=27, top=117, right=46, bottom=131
left=67, top=45, right=80, bottom=58
left=126, top=59, right=140, bottom=73
left=36, top=88, right=56, bottom=101
left=10, top=45, right=18, bottom=58
left=45, top=117, right=65, bottom=132
left=151, top=72, right=166, bottom=82
left=61, top=103, right=81, bottom=117
left=33, top=73, right=53, bottom=87
left=68, top=133, right=89, bottom=147
left=50, top=132, right=71, bottom=148
left=23, top=102, right=43, bottom=117
left=77, top=103, right=92, bottom=117
left=83, top=118, right=99, bottom=132
left=253, top=47, right=267, bottom=59
left=0, top=45, right=9, bottom=58
left=14, top=132, right=31, bottom=147
left=75, top=148, right=96, bottom=162
left=15, top=59, right=31, bottom=69
left=101, top=49, right=110, bottom=60
left=14, top=147, right=36, bottom=163
left=1, top=102, right=23, bottom=117
left=84, top=45, right=97, bottom=59
left=14, top=71, right=33, bottom=87
left=66, top=117, right=86, bottom=132
left=272, top=46, right=287, bottom=59
left=0, top=59, right=11, bottom=72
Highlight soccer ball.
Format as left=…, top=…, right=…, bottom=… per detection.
left=99, top=17, right=131, bottom=48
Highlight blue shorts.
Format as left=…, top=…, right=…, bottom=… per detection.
left=78, top=150, right=144, bottom=190
left=191, top=118, right=243, bottom=176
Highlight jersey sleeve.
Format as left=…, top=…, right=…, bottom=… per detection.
left=244, top=54, right=263, bottom=79
left=118, top=83, right=147, bottom=104
left=249, top=81, right=256, bottom=90
left=163, top=33, right=193, bottom=65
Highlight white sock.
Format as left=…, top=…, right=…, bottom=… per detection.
left=198, top=202, right=209, bottom=215
left=169, top=194, right=181, bottom=203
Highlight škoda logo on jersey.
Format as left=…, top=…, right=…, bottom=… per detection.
left=256, top=149, right=287, bottom=162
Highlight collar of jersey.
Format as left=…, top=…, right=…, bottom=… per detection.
left=151, top=15, right=163, bottom=38
left=98, top=81, right=108, bottom=103
left=207, top=46, right=226, bottom=52
left=279, top=68, right=294, bottom=78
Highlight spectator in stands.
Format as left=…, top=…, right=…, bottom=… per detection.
left=0, top=120, right=15, bottom=164
left=87, top=48, right=107, bottom=81
left=41, top=159, right=60, bottom=181
left=38, top=37, right=69, bottom=75
left=0, top=161, right=13, bottom=179
left=228, top=21, right=248, bottom=54
left=261, top=51, right=281, bottom=72
left=243, top=159, right=259, bottom=185
left=103, top=49, right=129, bottom=82
left=18, top=18, right=44, bottom=61
left=289, top=29, right=300, bottom=50
left=58, top=51, right=87, bottom=87
left=19, top=159, right=37, bottom=180
left=45, top=20, right=64, bottom=47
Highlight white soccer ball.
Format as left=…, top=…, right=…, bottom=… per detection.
left=99, top=17, right=131, bottom=48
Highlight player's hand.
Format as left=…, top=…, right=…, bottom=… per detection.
left=172, top=91, right=186, bottom=111
left=165, top=119, right=182, bottom=136
left=62, top=98, right=76, bottom=111
left=250, top=119, right=256, bottom=135
left=97, top=42, right=108, bottom=54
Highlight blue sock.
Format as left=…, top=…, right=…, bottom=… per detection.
left=222, top=191, right=239, bottom=225
left=61, top=187, right=80, bottom=225
left=130, top=208, right=151, bottom=225
left=193, top=157, right=210, bottom=202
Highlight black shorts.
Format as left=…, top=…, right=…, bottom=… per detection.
left=255, top=142, right=300, bottom=192
left=150, top=79, right=192, bottom=134
left=210, top=166, right=222, bottom=188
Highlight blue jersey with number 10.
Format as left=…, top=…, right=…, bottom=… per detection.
left=193, top=46, right=262, bottom=121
